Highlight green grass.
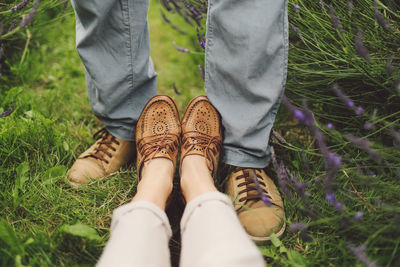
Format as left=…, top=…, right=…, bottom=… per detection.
left=0, top=0, right=399, bottom=266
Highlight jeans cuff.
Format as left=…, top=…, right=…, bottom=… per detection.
left=105, top=125, right=135, bottom=142
left=222, top=147, right=271, bottom=168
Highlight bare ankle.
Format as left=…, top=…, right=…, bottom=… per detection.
left=180, top=155, right=218, bottom=202
left=131, top=158, right=174, bottom=210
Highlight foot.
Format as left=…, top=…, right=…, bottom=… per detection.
left=180, top=95, right=222, bottom=178
left=135, top=95, right=181, bottom=182
left=180, top=96, right=222, bottom=202
left=68, top=128, right=135, bottom=185
left=225, top=167, right=286, bottom=244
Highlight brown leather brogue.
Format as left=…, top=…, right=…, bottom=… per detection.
left=180, top=96, right=222, bottom=178
left=68, top=128, right=135, bottom=185
left=225, top=167, right=285, bottom=244
left=135, top=95, right=181, bottom=181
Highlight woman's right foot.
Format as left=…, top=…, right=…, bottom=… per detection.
left=133, top=95, right=181, bottom=209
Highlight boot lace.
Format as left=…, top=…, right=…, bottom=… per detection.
left=137, top=132, right=179, bottom=162
left=82, top=128, right=120, bottom=164
left=235, top=168, right=273, bottom=207
left=182, top=131, right=222, bottom=173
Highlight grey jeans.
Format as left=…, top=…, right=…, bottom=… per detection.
left=71, top=0, right=288, bottom=168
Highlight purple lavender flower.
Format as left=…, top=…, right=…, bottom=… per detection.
left=335, top=202, right=343, bottom=212
left=289, top=222, right=307, bottom=232
left=198, top=65, right=205, bottom=81
left=328, top=152, right=341, bottom=167
left=329, top=5, right=344, bottom=35
left=295, top=181, right=307, bottom=197
left=327, top=123, right=334, bottom=129
left=0, top=104, right=15, bottom=118
left=19, top=0, right=40, bottom=28
left=172, top=41, right=189, bottom=52
left=290, top=222, right=313, bottom=242
left=347, top=243, right=378, bottom=267
left=318, top=0, right=326, bottom=12
left=347, top=1, right=354, bottom=16
left=364, top=122, right=374, bottom=130
left=251, top=170, right=272, bottom=206
left=12, top=0, right=30, bottom=12
left=294, top=4, right=300, bottom=12
left=290, top=23, right=305, bottom=44
left=345, top=134, right=381, bottom=161
left=294, top=109, right=305, bottom=121
left=270, top=146, right=291, bottom=199
left=355, top=29, right=370, bottom=61
left=326, top=193, right=335, bottom=205
left=196, top=28, right=206, bottom=49
left=8, top=20, right=17, bottom=32
left=373, top=1, right=393, bottom=29
left=332, top=84, right=355, bottom=108
left=355, top=106, right=364, bottom=116
left=281, top=95, right=305, bottom=123
left=355, top=211, right=363, bottom=221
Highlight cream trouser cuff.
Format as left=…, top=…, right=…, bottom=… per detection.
left=97, top=192, right=266, bottom=267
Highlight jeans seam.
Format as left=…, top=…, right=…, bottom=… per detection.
left=204, top=0, right=214, bottom=95
left=279, top=0, right=289, bottom=95
left=121, top=0, right=135, bottom=96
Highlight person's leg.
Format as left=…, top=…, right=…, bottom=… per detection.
left=69, top=0, right=156, bottom=183
left=96, top=199, right=172, bottom=267
left=179, top=156, right=266, bottom=267
left=98, top=94, right=182, bottom=266
left=179, top=97, right=265, bottom=267
left=204, top=0, right=288, bottom=243
left=71, top=0, right=157, bottom=141
left=205, top=0, right=288, bottom=168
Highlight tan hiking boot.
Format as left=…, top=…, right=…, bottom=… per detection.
left=225, top=167, right=285, bottom=243
left=135, top=95, right=181, bottom=181
left=68, top=128, right=135, bottom=185
left=180, top=95, right=223, bottom=178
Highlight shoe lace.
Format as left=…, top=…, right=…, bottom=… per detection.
left=235, top=168, right=273, bottom=207
left=182, top=131, right=222, bottom=173
left=137, top=132, right=179, bottom=162
left=82, top=128, right=120, bottom=164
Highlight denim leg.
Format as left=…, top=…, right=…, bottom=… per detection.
left=205, top=0, right=288, bottom=168
left=71, top=0, right=157, bottom=141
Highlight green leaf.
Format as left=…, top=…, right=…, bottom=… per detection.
left=0, top=220, right=23, bottom=254
left=259, top=246, right=278, bottom=259
left=42, top=165, right=66, bottom=182
left=63, top=141, right=69, bottom=152
left=13, top=162, right=30, bottom=204
left=60, top=223, right=101, bottom=242
left=15, top=162, right=29, bottom=189
left=287, top=249, right=308, bottom=266
left=270, top=232, right=282, bottom=248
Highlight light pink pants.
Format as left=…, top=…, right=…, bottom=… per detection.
left=97, top=192, right=266, bottom=267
